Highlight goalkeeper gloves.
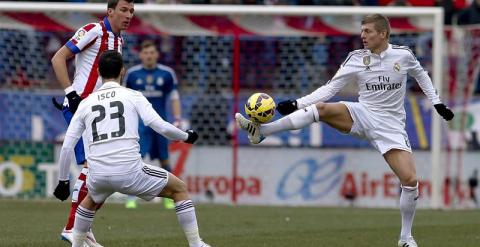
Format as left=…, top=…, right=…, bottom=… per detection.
left=185, top=130, right=199, bottom=144
left=53, top=180, right=70, bottom=201
left=66, top=90, right=82, bottom=114
left=434, top=103, right=454, bottom=121
left=277, top=100, right=298, bottom=116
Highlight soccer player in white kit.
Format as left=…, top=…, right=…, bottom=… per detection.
left=53, top=50, right=211, bottom=247
left=51, top=1, right=134, bottom=245
left=235, top=14, right=454, bottom=247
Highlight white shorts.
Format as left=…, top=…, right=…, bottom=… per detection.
left=86, top=164, right=169, bottom=203
left=341, top=101, right=412, bottom=154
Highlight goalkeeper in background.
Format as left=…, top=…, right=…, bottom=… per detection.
left=123, top=40, right=183, bottom=210
left=236, top=14, right=454, bottom=247
left=51, top=0, right=134, bottom=246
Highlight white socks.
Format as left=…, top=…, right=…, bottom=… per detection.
left=72, top=205, right=95, bottom=247
left=399, top=183, right=419, bottom=240
left=175, top=200, right=202, bottom=247
left=261, top=105, right=319, bottom=136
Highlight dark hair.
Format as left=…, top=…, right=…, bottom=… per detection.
left=98, top=50, right=123, bottom=79
left=140, top=40, right=157, bottom=51
left=361, top=14, right=391, bottom=39
left=108, top=0, right=134, bottom=10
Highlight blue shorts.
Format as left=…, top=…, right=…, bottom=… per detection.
left=62, top=106, right=86, bottom=165
left=138, top=122, right=169, bottom=161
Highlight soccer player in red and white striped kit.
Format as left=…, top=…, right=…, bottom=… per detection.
left=51, top=1, right=134, bottom=246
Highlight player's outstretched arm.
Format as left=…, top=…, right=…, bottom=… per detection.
left=277, top=57, right=356, bottom=116
left=54, top=135, right=79, bottom=201
left=54, top=109, right=84, bottom=201
left=434, top=103, right=454, bottom=121
left=405, top=52, right=454, bottom=122
left=277, top=75, right=350, bottom=116
left=148, top=118, right=198, bottom=144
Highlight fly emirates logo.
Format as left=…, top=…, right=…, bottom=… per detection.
left=365, top=76, right=401, bottom=91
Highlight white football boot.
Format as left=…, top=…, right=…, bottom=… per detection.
left=199, top=241, right=212, bottom=247
left=398, top=236, right=418, bottom=247
left=61, top=228, right=102, bottom=247
left=85, top=229, right=103, bottom=247
left=60, top=228, right=88, bottom=247
left=235, top=113, right=265, bottom=144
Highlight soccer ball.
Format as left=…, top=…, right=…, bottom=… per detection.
left=245, top=93, right=276, bottom=123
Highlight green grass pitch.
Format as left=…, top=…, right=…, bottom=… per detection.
left=1, top=199, right=479, bottom=247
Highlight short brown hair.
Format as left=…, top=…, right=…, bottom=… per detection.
left=361, top=14, right=391, bottom=39
left=99, top=50, right=123, bottom=79
left=108, top=0, right=134, bottom=10
left=140, top=40, right=157, bottom=51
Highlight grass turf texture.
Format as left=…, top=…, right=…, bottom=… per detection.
left=1, top=199, right=479, bottom=247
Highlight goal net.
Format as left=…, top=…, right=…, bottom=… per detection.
left=0, top=3, right=479, bottom=208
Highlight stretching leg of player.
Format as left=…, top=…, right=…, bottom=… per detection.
left=71, top=174, right=210, bottom=247
left=236, top=102, right=353, bottom=143
left=384, top=149, right=419, bottom=245
left=71, top=194, right=99, bottom=247
left=159, top=158, right=175, bottom=209
left=159, top=135, right=176, bottom=209
left=158, top=173, right=209, bottom=247
left=236, top=102, right=419, bottom=245
left=125, top=132, right=175, bottom=209
left=61, top=107, right=103, bottom=247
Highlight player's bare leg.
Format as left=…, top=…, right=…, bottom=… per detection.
left=160, top=159, right=175, bottom=209
left=62, top=162, right=103, bottom=247
left=159, top=173, right=211, bottom=247
left=71, top=195, right=100, bottom=247
left=384, top=149, right=419, bottom=247
left=314, top=103, right=353, bottom=133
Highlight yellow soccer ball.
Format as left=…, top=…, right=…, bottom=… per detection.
left=245, top=93, right=276, bottom=123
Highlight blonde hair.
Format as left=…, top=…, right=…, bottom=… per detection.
left=361, top=14, right=391, bottom=39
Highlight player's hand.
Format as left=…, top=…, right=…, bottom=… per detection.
left=66, top=91, right=82, bottom=114
left=185, top=129, right=198, bottom=144
left=53, top=180, right=70, bottom=201
left=277, top=100, right=298, bottom=115
left=434, top=103, right=454, bottom=121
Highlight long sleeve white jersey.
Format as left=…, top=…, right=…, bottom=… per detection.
left=58, top=81, right=188, bottom=181
left=296, top=44, right=441, bottom=127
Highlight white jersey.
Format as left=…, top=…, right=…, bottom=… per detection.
left=58, top=82, right=188, bottom=180
left=65, top=17, right=123, bottom=98
left=297, top=44, right=441, bottom=127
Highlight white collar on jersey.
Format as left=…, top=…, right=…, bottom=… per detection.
left=100, top=81, right=121, bottom=89
left=366, top=43, right=392, bottom=58
left=379, top=44, right=393, bottom=58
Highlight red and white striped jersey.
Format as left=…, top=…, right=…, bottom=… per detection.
left=65, top=17, right=123, bottom=98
